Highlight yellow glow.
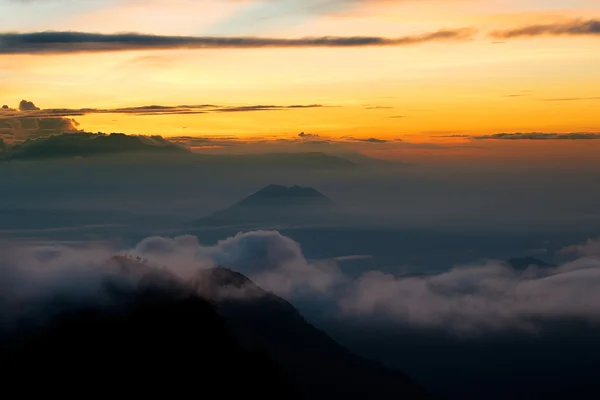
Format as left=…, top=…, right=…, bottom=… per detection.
left=2, top=1, right=600, bottom=145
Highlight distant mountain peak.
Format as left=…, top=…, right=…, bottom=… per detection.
left=245, top=184, right=329, bottom=200
left=190, top=184, right=339, bottom=227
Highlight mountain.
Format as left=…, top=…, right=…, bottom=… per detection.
left=192, top=184, right=341, bottom=228
left=194, top=266, right=433, bottom=399
left=0, top=256, right=299, bottom=398
left=1, top=257, right=431, bottom=398
left=2, top=132, right=188, bottom=160
left=236, top=184, right=334, bottom=207
left=507, top=256, right=556, bottom=270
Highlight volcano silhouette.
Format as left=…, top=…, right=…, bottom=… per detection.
left=192, top=184, right=341, bottom=228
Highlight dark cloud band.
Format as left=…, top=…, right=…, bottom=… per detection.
left=0, top=29, right=473, bottom=54
left=474, top=132, right=600, bottom=140
left=491, top=19, right=600, bottom=39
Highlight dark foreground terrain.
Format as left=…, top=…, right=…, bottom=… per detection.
left=0, top=257, right=431, bottom=399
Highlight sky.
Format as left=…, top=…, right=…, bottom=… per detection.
left=1, top=0, right=600, bottom=160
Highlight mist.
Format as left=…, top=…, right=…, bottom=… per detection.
left=3, top=229, right=600, bottom=398
left=4, top=231, right=600, bottom=335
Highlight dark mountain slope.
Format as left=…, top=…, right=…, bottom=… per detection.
left=0, top=257, right=299, bottom=399
left=1, top=257, right=432, bottom=399
left=194, top=266, right=434, bottom=400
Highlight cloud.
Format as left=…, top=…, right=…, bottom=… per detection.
left=491, top=19, right=600, bottom=39
left=0, top=115, right=80, bottom=142
left=543, top=96, right=600, bottom=102
left=435, top=134, right=471, bottom=138
left=362, top=138, right=388, bottom=143
left=339, top=258, right=600, bottom=334
left=213, top=105, right=322, bottom=113
left=0, top=242, right=119, bottom=322
left=0, top=101, right=324, bottom=120
left=0, top=100, right=81, bottom=141
left=560, top=238, right=600, bottom=258
left=298, top=132, right=320, bottom=138
left=130, top=231, right=344, bottom=296
left=341, top=136, right=389, bottom=143
left=473, top=132, right=600, bottom=140
left=0, top=100, right=324, bottom=142
left=5, top=231, right=600, bottom=337
left=0, top=29, right=474, bottom=55
left=302, top=140, right=331, bottom=145
left=19, top=100, right=40, bottom=111
left=169, top=133, right=465, bottom=155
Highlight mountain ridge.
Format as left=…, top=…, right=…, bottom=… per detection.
left=193, top=265, right=433, bottom=399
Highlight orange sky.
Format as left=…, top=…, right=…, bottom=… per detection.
left=1, top=0, right=600, bottom=152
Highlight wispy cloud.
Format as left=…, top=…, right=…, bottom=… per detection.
left=0, top=29, right=474, bottom=55
left=340, top=136, right=388, bottom=143
left=0, top=100, right=324, bottom=141
left=473, top=132, right=600, bottom=140
left=543, top=97, right=600, bottom=102
left=0, top=100, right=324, bottom=120
left=491, top=19, right=600, bottom=39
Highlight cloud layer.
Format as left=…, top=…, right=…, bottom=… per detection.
left=0, top=100, right=324, bottom=142
left=0, top=100, right=324, bottom=120
left=3, top=231, right=600, bottom=337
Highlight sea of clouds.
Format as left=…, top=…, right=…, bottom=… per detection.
left=2, top=230, right=600, bottom=336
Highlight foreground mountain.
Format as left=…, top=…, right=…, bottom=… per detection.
left=2, top=132, right=188, bottom=160
left=192, top=184, right=343, bottom=228
left=194, top=266, right=433, bottom=399
left=1, top=257, right=431, bottom=399
left=0, top=256, right=298, bottom=398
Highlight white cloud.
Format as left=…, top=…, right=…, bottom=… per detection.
left=3, top=232, right=600, bottom=337
left=560, top=237, right=600, bottom=257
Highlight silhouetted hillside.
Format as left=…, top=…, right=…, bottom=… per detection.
left=194, top=266, right=433, bottom=399
left=0, top=257, right=431, bottom=398
left=2, top=132, right=188, bottom=160
left=0, top=257, right=299, bottom=399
